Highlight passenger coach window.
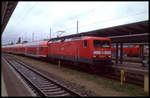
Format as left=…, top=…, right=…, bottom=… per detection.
left=83, top=40, right=87, bottom=48
left=40, top=47, right=44, bottom=51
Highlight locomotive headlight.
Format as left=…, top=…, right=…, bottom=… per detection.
left=108, top=55, right=111, bottom=58
left=93, top=51, right=101, bottom=54
left=93, top=55, right=96, bottom=58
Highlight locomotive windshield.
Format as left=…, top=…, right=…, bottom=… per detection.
left=93, top=40, right=110, bottom=48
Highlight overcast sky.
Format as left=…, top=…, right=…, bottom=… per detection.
left=2, top=1, right=149, bottom=44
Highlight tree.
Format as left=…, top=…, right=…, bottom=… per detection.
left=10, top=41, right=14, bottom=45
left=16, top=37, right=21, bottom=44
left=22, top=41, right=28, bottom=44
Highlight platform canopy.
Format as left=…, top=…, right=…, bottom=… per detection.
left=1, top=1, right=18, bottom=35
left=50, top=20, right=149, bottom=43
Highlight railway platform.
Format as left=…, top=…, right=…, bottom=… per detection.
left=2, top=57, right=34, bottom=96
left=1, top=75, right=8, bottom=96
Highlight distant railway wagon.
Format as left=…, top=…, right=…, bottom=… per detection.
left=2, top=41, right=48, bottom=57
left=24, top=41, right=48, bottom=57
left=111, top=45, right=148, bottom=57
left=12, top=44, right=24, bottom=54
left=2, top=45, right=13, bottom=53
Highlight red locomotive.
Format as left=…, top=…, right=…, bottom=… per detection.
left=2, top=36, right=113, bottom=72
left=111, top=45, right=148, bottom=57
left=48, top=36, right=112, bottom=65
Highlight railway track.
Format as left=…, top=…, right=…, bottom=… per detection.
left=99, top=64, right=148, bottom=87
left=105, top=69, right=143, bottom=86
left=2, top=54, right=81, bottom=97
left=3, top=53, right=148, bottom=88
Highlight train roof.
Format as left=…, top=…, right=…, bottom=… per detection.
left=82, top=36, right=111, bottom=40
left=2, top=41, right=48, bottom=48
left=24, top=41, right=48, bottom=47
left=3, top=44, right=23, bottom=48
left=2, top=44, right=14, bottom=48
left=49, top=36, right=110, bottom=43
left=12, top=44, right=24, bottom=47
left=39, top=41, right=48, bottom=46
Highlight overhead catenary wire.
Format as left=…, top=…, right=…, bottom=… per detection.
left=17, top=2, right=38, bottom=26
left=16, top=2, right=38, bottom=41
left=13, top=5, right=29, bottom=26
left=13, top=2, right=38, bottom=27
left=33, top=11, right=148, bottom=40
left=12, top=3, right=147, bottom=41
left=78, top=11, right=147, bottom=29
left=60, top=11, right=147, bottom=35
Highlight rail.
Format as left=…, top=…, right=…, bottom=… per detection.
left=2, top=54, right=81, bottom=97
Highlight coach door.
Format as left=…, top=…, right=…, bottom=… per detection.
left=75, top=45, right=80, bottom=62
left=37, top=47, right=39, bottom=55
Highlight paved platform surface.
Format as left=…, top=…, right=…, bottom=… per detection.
left=1, top=75, right=8, bottom=96
left=2, top=57, right=33, bottom=96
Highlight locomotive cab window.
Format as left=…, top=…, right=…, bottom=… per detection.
left=83, top=40, right=87, bottom=48
left=94, top=40, right=110, bottom=48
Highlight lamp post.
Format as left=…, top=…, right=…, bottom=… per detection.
left=77, top=20, right=78, bottom=33
left=50, top=28, right=51, bottom=39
